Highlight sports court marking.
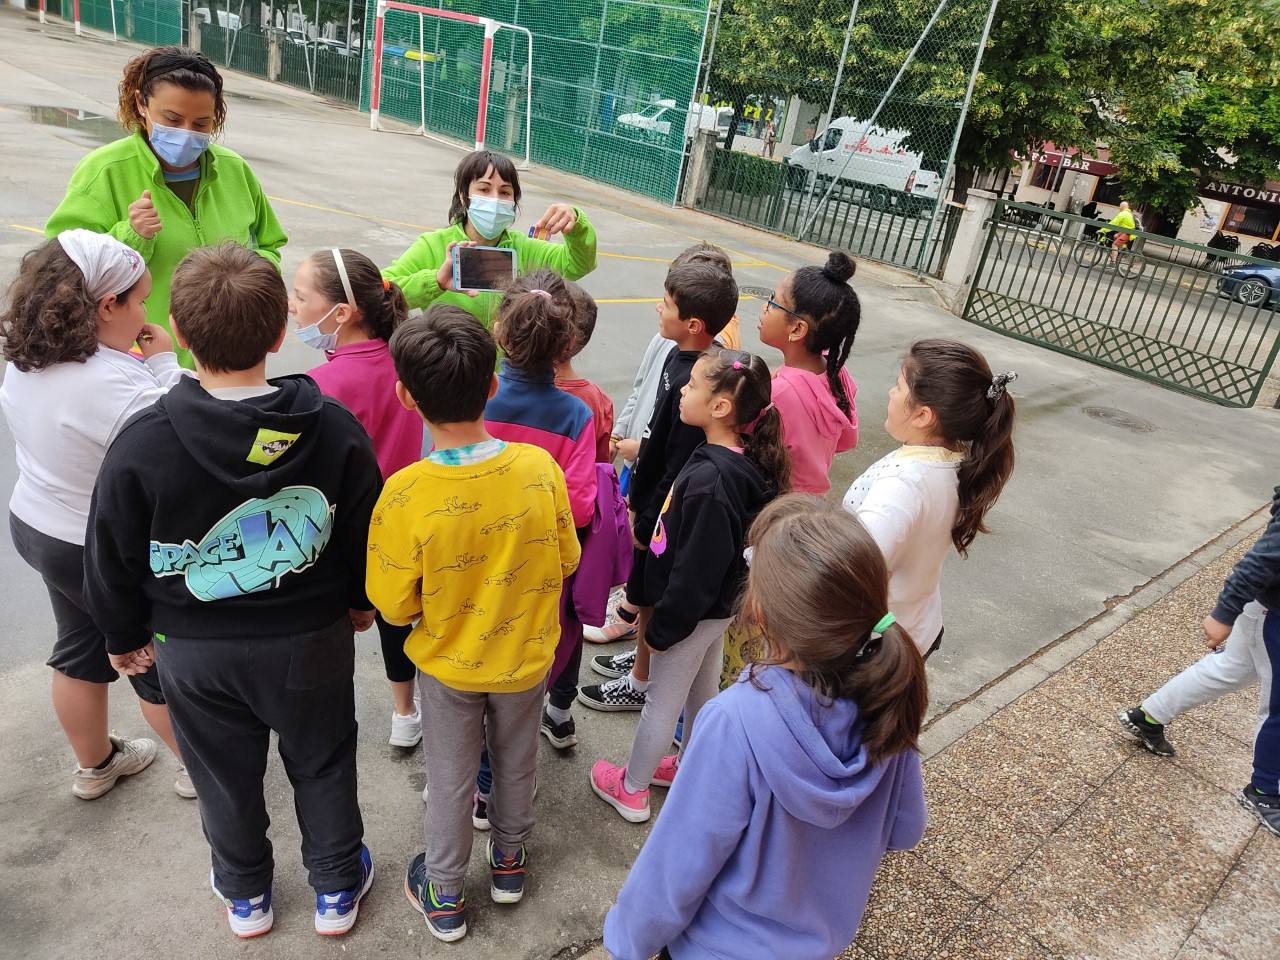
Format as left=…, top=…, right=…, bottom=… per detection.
left=265, top=195, right=771, bottom=268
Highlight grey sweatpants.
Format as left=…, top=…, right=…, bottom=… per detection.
left=624, top=617, right=730, bottom=794
left=1143, top=600, right=1268, bottom=725
left=418, top=672, right=546, bottom=892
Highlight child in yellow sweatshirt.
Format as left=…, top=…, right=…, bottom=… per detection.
left=366, top=306, right=580, bottom=943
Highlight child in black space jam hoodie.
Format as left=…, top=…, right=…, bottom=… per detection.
left=83, top=244, right=382, bottom=941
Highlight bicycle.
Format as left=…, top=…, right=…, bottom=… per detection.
left=1071, top=228, right=1146, bottom=278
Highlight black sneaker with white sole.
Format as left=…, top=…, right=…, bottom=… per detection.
left=591, top=647, right=637, bottom=680
left=1237, top=786, right=1280, bottom=837
left=1117, top=707, right=1175, bottom=756
left=578, top=676, right=646, bottom=712
left=539, top=708, right=578, bottom=749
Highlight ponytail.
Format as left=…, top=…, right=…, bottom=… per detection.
left=306, top=249, right=408, bottom=342
left=496, top=268, right=575, bottom=373
left=902, top=339, right=1016, bottom=555
left=743, top=496, right=927, bottom=764
left=789, top=250, right=860, bottom=417
left=743, top=406, right=791, bottom=495
left=703, top=348, right=792, bottom=494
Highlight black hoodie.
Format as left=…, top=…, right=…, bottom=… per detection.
left=84, top=375, right=382, bottom=654
left=644, top=443, right=775, bottom=651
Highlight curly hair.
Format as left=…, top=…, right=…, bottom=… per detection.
left=118, top=46, right=226, bottom=133
left=0, top=239, right=126, bottom=372
left=494, top=268, right=574, bottom=374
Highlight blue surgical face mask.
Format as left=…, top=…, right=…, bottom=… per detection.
left=148, top=120, right=211, bottom=169
left=467, top=194, right=517, bottom=239
left=295, top=305, right=340, bottom=352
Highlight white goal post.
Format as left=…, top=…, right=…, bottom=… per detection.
left=368, top=0, right=532, bottom=167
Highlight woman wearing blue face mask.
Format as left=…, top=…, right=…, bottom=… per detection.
left=45, top=46, right=287, bottom=368
left=383, top=150, right=597, bottom=328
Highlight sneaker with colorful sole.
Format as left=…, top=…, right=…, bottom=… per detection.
left=314, top=843, right=375, bottom=935
left=211, top=870, right=273, bottom=939
left=590, top=759, right=651, bottom=822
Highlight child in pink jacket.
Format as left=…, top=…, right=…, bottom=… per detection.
left=757, top=251, right=860, bottom=495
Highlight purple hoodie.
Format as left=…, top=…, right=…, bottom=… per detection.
left=604, top=665, right=926, bottom=960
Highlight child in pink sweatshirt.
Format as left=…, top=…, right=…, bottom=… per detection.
left=757, top=251, right=860, bottom=495
left=292, top=248, right=424, bottom=749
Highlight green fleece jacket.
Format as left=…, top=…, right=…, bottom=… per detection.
left=45, top=132, right=288, bottom=367
left=382, top=209, right=597, bottom=327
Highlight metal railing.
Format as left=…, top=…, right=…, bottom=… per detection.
left=964, top=201, right=1280, bottom=407
left=696, top=149, right=960, bottom=274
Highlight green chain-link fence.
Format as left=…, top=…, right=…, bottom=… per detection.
left=362, top=0, right=711, bottom=203
left=76, top=0, right=183, bottom=45
left=696, top=0, right=996, bottom=273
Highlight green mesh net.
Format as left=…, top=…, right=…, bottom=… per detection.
left=362, top=0, right=711, bottom=203
left=76, top=0, right=183, bottom=45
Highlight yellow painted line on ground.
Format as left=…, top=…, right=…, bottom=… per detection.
left=267, top=194, right=778, bottom=270
left=9, top=224, right=43, bottom=235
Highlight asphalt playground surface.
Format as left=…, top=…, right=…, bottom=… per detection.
left=2, top=11, right=1279, bottom=959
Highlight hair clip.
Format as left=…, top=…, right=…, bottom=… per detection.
left=986, top=371, right=1018, bottom=401
left=383, top=278, right=391, bottom=291
left=732, top=360, right=744, bottom=369
left=872, top=612, right=896, bottom=634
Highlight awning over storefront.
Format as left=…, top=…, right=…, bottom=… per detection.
left=1014, top=143, right=1118, bottom=177
left=1200, top=180, right=1280, bottom=210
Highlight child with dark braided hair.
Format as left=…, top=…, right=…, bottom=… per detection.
left=758, top=250, right=860, bottom=495
left=590, top=348, right=788, bottom=823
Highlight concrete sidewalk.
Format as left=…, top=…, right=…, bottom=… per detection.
left=845, top=515, right=1279, bottom=960
left=1, top=13, right=1279, bottom=960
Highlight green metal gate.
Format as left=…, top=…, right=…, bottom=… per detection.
left=963, top=201, right=1280, bottom=407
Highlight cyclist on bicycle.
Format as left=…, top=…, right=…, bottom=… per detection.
left=1103, top=201, right=1138, bottom=263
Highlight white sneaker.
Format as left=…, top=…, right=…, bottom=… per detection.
left=72, top=734, right=156, bottom=800
left=389, top=708, right=422, bottom=748
left=211, top=870, right=273, bottom=939
left=174, top=765, right=197, bottom=799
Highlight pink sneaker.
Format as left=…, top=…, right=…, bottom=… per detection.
left=590, top=760, right=650, bottom=822
left=651, top=755, right=679, bottom=787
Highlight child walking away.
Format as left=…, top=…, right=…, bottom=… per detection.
left=1118, top=484, right=1280, bottom=835
left=603, top=495, right=928, bottom=960
left=580, top=263, right=738, bottom=709
left=486, top=268, right=597, bottom=749
left=1, top=230, right=191, bottom=799
left=368, top=308, right=580, bottom=941
left=758, top=250, right=860, bottom=495
left=291, top=248, right=425, bottom=749
left=555, top=280, right=614, bottom=462
left=590, top=349, right=787, bottom=822
left=83, top=243, right=382, bottom=939
left=843, top=339, right=1016, bottom=659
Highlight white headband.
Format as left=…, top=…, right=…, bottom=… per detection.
left=331, top=248, right=356, bottom=307
left=57, top=229, right=146, bottom=301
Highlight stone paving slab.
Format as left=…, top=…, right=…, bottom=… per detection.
left=844, top=534, right=1279, bottom=960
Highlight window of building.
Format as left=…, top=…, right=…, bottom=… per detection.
left=1091, top=176, right=1125, bottom=206
left=1029, top=162, right=1066, bottom=191
left=1222, top=203, right=1280, bottom=240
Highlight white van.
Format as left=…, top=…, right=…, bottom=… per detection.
left=785, top=118, right=941, bottom=214
left=616, top=100, right=734, bottom=143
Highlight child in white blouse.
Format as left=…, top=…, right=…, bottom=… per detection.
left=843, top=339, right=1016, bottom=658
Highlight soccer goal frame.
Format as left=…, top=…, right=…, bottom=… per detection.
left=368, top=0, right=532, bottom=167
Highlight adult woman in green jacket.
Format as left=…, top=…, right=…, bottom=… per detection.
left=383, top=150, right=596, bottom=327
left=45, top=47, right=287, bottom=366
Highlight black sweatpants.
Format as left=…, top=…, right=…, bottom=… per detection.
left=156, top=618, right=364, bottom=899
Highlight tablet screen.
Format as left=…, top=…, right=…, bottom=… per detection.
left=456, top=246, right=516, bottom=291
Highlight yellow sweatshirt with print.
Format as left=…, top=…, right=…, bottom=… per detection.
left=366, top=443, right=580, bottom=693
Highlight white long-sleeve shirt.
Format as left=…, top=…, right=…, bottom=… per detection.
left=842, top=445, right=963, bottom=653
left=1, top=347, right=188, bottom=544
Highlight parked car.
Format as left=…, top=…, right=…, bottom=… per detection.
left=1218, top=264, right=1280, bottom=308
left=784, top=117, right=941, bottom=215
left=193, top=6, right=240, bottom=30
left=615, top=99, right=733, bottom=144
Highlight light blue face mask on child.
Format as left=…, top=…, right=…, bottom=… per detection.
left=147, top=120, right=211, bottom=169
left=467, top=195, right=517, bottom=239
left=295, top=305, right=340, bottom=352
